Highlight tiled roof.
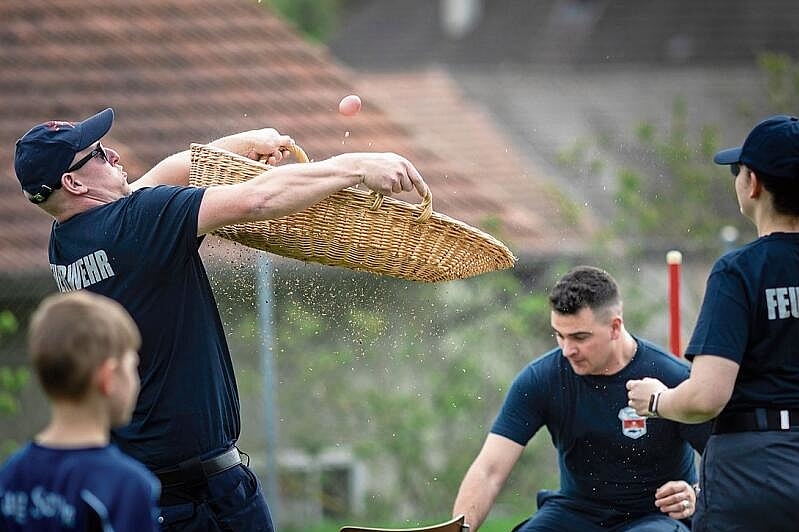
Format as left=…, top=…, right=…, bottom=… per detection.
left=0, top=0, right=589, bottom=278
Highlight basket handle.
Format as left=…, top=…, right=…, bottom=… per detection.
left=263, top=144, right=432, bottom=223
left=368, top=189, right=432, bottom=222
left=259, top=143, right=309, bottom=164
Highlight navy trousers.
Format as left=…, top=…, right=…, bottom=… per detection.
left=511, top=490, right=690, bottom=532
left=157, top=464, right=273, bottom=532
left=693, top=431, right=799, bottom=532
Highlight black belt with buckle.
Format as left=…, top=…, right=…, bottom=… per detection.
left=712, top=408, right=799, bottom=434
left=155, top=447, right=242, bottom=488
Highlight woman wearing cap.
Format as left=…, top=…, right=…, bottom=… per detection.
left=627, top=115, right=799, bottom=532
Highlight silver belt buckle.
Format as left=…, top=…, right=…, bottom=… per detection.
left=780, top=409, right=790, bottom=430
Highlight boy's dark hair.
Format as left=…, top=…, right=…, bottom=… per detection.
left=548, top=266, right=620, bottom=316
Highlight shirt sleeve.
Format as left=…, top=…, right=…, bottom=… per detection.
left=123, top=185, right=206, bottom=275
left=685, top=260, right=750, bottom=364
left=490, top=363, right=547, bottom=445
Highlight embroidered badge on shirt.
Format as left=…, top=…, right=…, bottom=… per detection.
left=618, top=406, right=647, bottom=439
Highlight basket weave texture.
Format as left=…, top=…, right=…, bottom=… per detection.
left=188, top=143, right=516, bottom=282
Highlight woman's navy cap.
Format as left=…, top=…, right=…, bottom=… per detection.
left=714, top=115, right=799, bottom=178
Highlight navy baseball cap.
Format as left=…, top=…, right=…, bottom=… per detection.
left=713, top=115, right=799, bottom=179
left=14, top=108, right=114, bottom=203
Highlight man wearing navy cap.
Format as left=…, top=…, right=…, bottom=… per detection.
left=13, top=108, right=429, bottom=531
left=628, top=115, right=799, bottom=532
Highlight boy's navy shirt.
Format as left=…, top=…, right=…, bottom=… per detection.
left=0, top=443, right=160, bottom=531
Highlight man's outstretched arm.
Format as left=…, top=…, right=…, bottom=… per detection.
left=453, top=434, right=524, bottom=532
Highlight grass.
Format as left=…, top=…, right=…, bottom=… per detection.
left=478, top=514, right=527, bottom=532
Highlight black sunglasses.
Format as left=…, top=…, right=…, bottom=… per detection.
left=66, top=142, right=108, bottom=173
left=730, top=163, right=741, bottom=177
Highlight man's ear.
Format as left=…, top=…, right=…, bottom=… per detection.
left=610, top=315, right=623, bottom=338
left=61, top=173, right=85, bottom=193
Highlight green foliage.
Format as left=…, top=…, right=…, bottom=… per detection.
left=613, top=97, right=746, bottom=253
left=0, top=367, right=29, bottom=416
left=0, top=309, right=29, bottom=460
left=260, top=0, right=341, bottom=42
left=758, top=52, right=799, bottom=111
left=555, top=139, right=606, bottom=183
left=0, top=311, right=18, bottom=336
left=614, top=167, right=660, bottom=235
left=557, top=54, right=799, bottom=258
left=610, top=53, right=799, bottom=257
left=540, top=183, right=584, bottom=228
left=0, top=312, right=26, bottom=417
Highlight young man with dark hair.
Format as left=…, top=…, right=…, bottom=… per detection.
left=454, top=266, right=710, bottom=532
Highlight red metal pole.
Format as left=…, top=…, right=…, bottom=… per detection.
left=666, top=250, right=682, bottom=357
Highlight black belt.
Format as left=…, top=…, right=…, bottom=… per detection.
left=712, top=408, right=799, bottom=434
left=155, top=447, right=242, bottom=487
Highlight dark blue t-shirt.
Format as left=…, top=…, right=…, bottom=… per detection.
left=0, top=442, right=160, bottom=531
left=685, top=233, right=799, bottom=411
left=492, top=338, right=709, bottom=515
left=47, top=186, right=240, bottom=470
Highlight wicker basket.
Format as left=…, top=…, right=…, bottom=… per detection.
left=189, top=143, right=516, bottom=282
